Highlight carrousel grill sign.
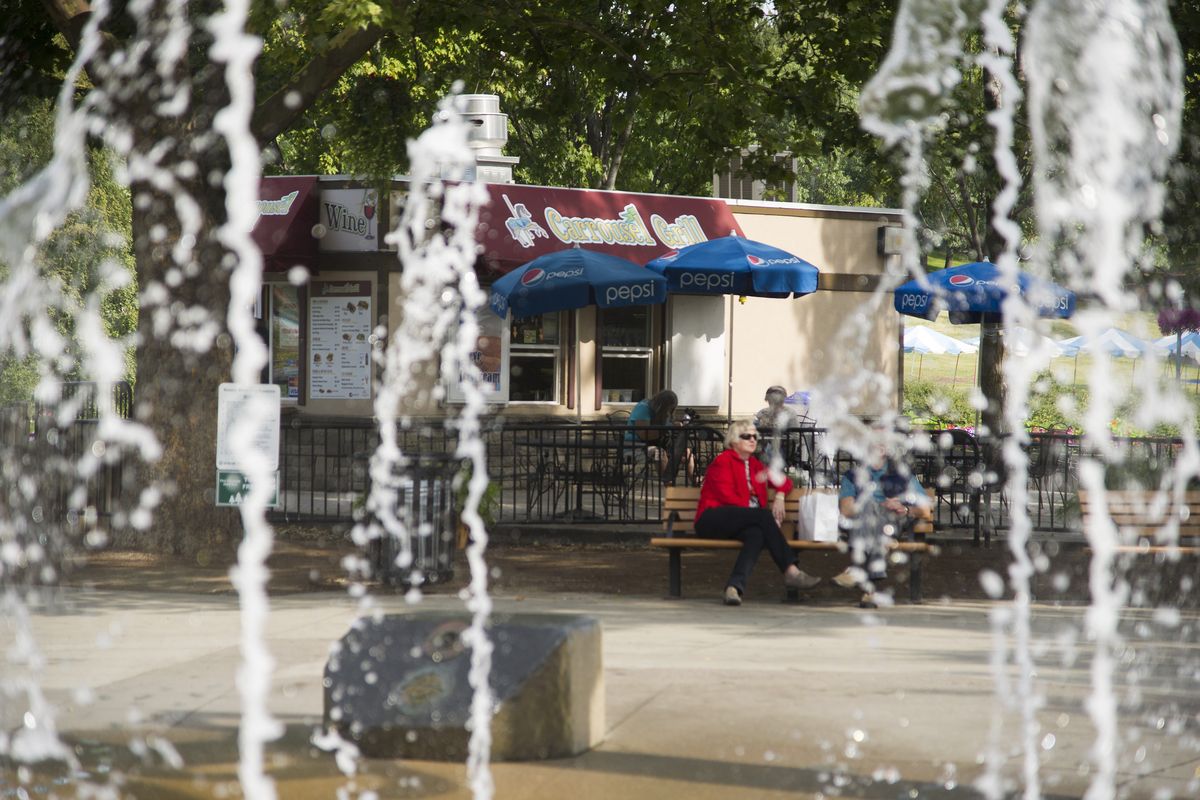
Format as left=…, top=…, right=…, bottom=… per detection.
left=476, top=183, right=744, bottom=273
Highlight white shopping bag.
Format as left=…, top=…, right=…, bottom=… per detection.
left=797, top=490, right=841, bottom=542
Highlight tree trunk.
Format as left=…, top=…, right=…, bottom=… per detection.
left=115, top=95, right=239, bottom=563
left=124, top=182, right=238, bottom=562
left=39, top=0, right=382, bottom=560
left=976, top=57, right=1009, bottom=445
left=978, top=319, right=1006, bottom=440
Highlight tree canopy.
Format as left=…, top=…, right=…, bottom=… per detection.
left=6, top=0, right=1200, bottom=560
left=269, top=0, right=898, bottom=197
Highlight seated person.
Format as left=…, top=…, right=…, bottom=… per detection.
left=834, top=435, right=931, bottom=609
left=695, top=420, right=822, bottom=605
left=753, top=385, right=802, bottom=431
left=625, top=389, right=692, bottom=483
left=753, top=385, right=803, bottom=472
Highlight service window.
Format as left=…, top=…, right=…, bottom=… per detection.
left=255, top=283, right=302, bottom=401
left=509, top=313, right=562, bottom=403
left=600, top=306, right=652, bottom=404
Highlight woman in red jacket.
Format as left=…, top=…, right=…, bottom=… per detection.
left=696, top=419, right=822, bottom=605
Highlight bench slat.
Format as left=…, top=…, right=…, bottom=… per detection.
left=655, top=484, right=935, bottom=602
left=651, top=537, right=934, bottom=553
left=661, top=486, right=931, bottom=536
left=1113, top=546, right=1200, bottom=555
left=1079, top=489, right=1200, bottom=544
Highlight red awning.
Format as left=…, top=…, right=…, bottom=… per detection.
left=253, top=176, right=319, bottom=272
left=475, top=183, right=744, bottom=275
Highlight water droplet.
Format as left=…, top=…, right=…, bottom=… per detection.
left=1041, top=733, right=1056, bottom=750
left=979, top=569, right=1005, bottom=598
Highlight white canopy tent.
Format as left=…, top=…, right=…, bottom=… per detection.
left=903, top=325, right=978, bottom=383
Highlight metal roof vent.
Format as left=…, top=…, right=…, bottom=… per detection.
left=458, top=94, right=519, bottom=184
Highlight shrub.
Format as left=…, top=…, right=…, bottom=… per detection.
left=1025, top=373, right=1087, bottom=432
left=903, top=380, right=975, bottom=428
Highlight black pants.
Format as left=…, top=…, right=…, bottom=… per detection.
left=695, top=506, right=797, bottom=594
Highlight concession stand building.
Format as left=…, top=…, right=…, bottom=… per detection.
left=251, top=96, right=905, bottom=427
left=252, top=175, right=905, bottom=423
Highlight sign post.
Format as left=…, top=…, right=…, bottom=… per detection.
left=216, top=384, right=282, bottom=508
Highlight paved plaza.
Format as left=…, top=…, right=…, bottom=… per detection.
left=2, top=574, right=1199, bottom=799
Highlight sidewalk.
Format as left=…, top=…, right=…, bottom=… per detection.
left=3, top=540, right=1199, bottom=799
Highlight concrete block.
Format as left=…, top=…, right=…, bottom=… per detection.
left=324, top=611, right=604, bottom=760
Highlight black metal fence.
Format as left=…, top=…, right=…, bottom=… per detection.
left=269, top=415, right=1093, bottom=537
left=0, top=382, right=132, bottom=567
left=5, top=384, right=1185, bottom=543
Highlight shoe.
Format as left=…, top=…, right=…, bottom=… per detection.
left=859, top=592, right=878, bottom=609
left=833, top=567, right=862, bottom=589
left=723, top=586, right=742, bottom=606
left=785, top=570, right=822, bottom=590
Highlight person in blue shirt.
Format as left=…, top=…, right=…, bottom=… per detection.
left=625, top=390, right=690, bottom=482
left=834, top=438, right=930, bottom=608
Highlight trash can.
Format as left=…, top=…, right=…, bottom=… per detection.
left=368, top=453, right=460, bottom=587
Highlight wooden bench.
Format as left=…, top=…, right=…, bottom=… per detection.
left=1079, top=490, right=1200, bottom=554
left=650, top=486, right=936, bottom=602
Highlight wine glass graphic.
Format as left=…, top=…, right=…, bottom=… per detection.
left=363, top=197, right=376, bottom=240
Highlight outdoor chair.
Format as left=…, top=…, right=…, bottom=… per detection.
left=674, top=425, right=723, bottom=486
left=929, top=428, right=985, bottom=545
left=519, top=428, right=577, bottom=518
left=781, top=426, right=835, bottom=487
left=590, top=427, right=640, bottom=520
left=1027, top=435, right=1073, bottom=529
left=605, top=409, right=631, bottom=425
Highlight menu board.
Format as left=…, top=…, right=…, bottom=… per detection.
left=309, top=281, right=373, bottom=400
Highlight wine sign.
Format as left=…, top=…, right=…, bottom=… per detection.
left=318, top=188, right=379, bottom=251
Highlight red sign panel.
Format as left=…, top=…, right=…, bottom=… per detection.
left=476, top=184, right=743, bottom=274
left=253, top=176, right=319, bottom=272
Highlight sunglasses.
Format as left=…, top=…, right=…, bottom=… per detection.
left=738, top=433, right=758, bottom=441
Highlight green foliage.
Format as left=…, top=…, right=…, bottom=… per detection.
left=1025, top=374, right=1087, bottom=432
left=271, top=0, right=899, bottom=198
left=902, top=380, right=975, bottom=428
left=454, top=461, right=500, bottom=529
left=0, top=97, right=137, bottom=401
left=1159, top=0, right=1200, bottom=289
left=0, top=0, right=75, bottom=117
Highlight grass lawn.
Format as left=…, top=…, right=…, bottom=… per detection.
left=902, top=312, right=1200, bottom=426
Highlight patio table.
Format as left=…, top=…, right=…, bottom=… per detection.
left=515, top=429, right=635, bottom=520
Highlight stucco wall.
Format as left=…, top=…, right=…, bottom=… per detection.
left=726, top=205, right=903, bottom=419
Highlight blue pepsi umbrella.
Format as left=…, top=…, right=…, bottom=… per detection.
left=644, top=236, right=820, bottom=298
left=488, top=247, right=667, bottom=319
left=894, top=261, right=1075, bottom=324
